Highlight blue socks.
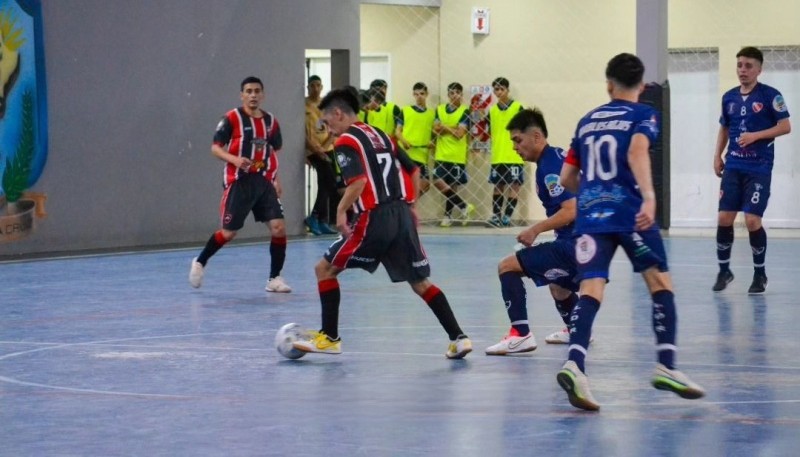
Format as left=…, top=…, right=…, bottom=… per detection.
left=499, top=271, right=529, bottom=335
left=567, top=295, right=600, bottom=373
left=652, top=290, right=677, bottom=369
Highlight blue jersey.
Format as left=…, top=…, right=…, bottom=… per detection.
left=568, top=99, right=659, bottom=234
left=720, top=82, right=790, bottom=176
left=535, top=145, right=576, bottom=239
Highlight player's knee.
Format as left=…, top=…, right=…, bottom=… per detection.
left=717, top=211, right=736, bottom=226
left=221, top=229, right=237, bottom=241
left=410, top=279, right=432, bottom=297
left=744, top=214, right=762, bottom=231
left=269, top=221, right=286, bottom=237
left=498, top=255, right=520, bottom=274
left=314, top=259, right=336, bottom=280
left=549, top=284, right=572, bottom=301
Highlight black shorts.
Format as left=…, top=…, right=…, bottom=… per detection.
left=489, top=164, right=525, bottom=185
left=433, top=161, right=468, bottom=186
left=220, top=173, right=284, bottom=231
left=324, top=201, right=430, bottom=282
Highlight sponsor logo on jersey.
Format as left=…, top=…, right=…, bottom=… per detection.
left=336, top=152, right=350, bottom=168
left=588, top=210, right=615, bottom=220
left=590, top=110, right=628, bottom=119
left=544, top=174, right=564, bottom=197
left=773, top=95, right=787, bottom=113
left=216, top=119, right=225, bottom=131
left=752, top=102, right=763, bottom=113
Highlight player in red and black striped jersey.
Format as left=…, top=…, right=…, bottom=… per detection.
left=292, top=87, right=472, bottom=359
left=189, top=76, right=291, bottom=293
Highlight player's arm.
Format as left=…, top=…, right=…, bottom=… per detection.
left=336, top=177, right=366, bottom=238
left=628, top=132, right=656, bottom=231
left=396, top=147, right=420, bottom=202
left=211, top=117, right=250, bottom=169
left=739, top=118, right=791, bottom=148
left=517, top=198, right=576, bottom=246
left=713, top=125, right=729, bottom=177
left=394, top=111, right=411, bottom=149
left=559, top=147, right=581, bottom=194
left=449, top=111, right=469, bottom=139
left=305, top=112, right=328, bottom=157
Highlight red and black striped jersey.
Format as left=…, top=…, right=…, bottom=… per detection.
left=334, top=122, right=418, bottom=213
left=213, top=107, right=282, bottom=187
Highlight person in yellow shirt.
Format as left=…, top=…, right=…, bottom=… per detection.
left=432, top=82, right=475, bottom=227
left=304, top=75, right=339, bottom=235
left=396, top=82, right=435, bottom=195
left=360, top=79, right=401, bottom=139
left=487, top=77, right=525, bottom=227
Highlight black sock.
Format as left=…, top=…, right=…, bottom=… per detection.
left=555, top=292, right=579, bottom=326
left=197, top=231, right=227, bottom=265
left=492, top=194, right=504, bottom=217
left=269, top=237, right=287, bottom=279
left=423, top=285, right=465, bottom=340
left=749, top=227, right=767, bottom=277
left=716, top=225, right=734, bottom=273
left=319, top=279, right=341, bottom=340
left=443, top=189, right=454, bottom=216
left=504, top=198, right=518, bottom=218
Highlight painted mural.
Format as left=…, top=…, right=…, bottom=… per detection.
left=0, top=0, right=47, bottom=243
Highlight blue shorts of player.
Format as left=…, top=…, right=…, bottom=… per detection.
left=574, top=231, right=668, bottom=281
left=221, top=173, right=284, bottom=231
left=411, top=160, right=430, bottom=180
left=718, top=168, right=771, bottom=217
left=515, top=238, right=579, bottom=292
left=434, top=161, right=468, bottom=186
left=324, top=201, right=430, bottom=283
left=489, top=164, right=525, bottom=185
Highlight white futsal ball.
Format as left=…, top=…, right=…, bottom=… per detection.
left=275, top=323, right=306, bottom=360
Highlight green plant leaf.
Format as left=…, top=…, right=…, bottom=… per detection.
left=2, top=90, right=34, bottom=203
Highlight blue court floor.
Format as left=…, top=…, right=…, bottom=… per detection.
left=2, top=231, right=799, bottom=456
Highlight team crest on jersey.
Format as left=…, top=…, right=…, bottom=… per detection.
left=544, top=174, right=564, bottom=197
left=773, top=95, right=787, bottom=113
left=336, top=152, right=350, bottom=168
left=752, top=102, right=763, bottom=113
left=575, top=234, right=597, bottom=265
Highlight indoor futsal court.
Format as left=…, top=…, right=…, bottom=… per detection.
left=1, top=229, right=798, bottom=456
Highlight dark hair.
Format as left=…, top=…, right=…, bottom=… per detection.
left=370, top=79, right=387, bottom=89
left=367, top=87, right=385, bottom=104
left=492, top=77, right=510, bottom=89
left=412, top=82, right=428, bottom=92
left=506, top=108, right=548, bottom=138
left=308, top=75, right=322, bottom=84
left=447, top=82, right=463, bottom=93
left=240, top=76, right=263, bottom=91
left=605, top=53, right=644, bottom=89
left=737, top=46, right=763, bottom=64
left=318, top=88, right=360, bottom=115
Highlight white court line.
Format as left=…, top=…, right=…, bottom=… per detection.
left=2, top=330, right=800, bottom=403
